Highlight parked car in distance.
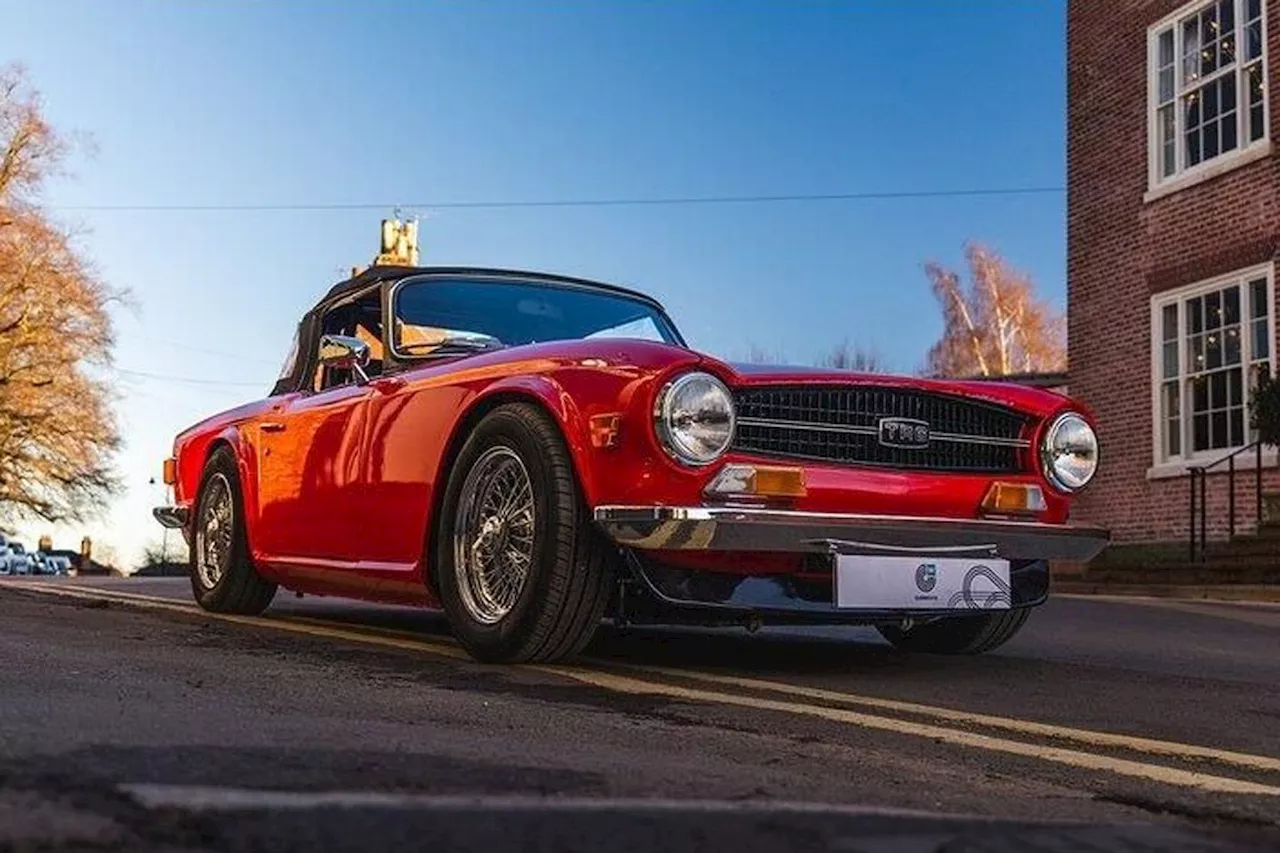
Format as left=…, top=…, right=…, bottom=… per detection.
left=4, top=541, right=31, bottom=576
left=155, top=265, right=1108, bottom=664
left=30, top=552, right=69, bottom=576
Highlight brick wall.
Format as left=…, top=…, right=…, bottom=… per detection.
left=1067, top=0, right=1280, bottom=542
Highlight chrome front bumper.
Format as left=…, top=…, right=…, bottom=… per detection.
left=153, top=506, right=190, bottom=530
left=594, top=506, right=1109, bottom=562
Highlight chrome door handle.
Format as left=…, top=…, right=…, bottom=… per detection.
left=261, top=422, right=286, bottom=433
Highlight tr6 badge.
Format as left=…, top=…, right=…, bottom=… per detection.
left=878, top=417, right=930, bottom=449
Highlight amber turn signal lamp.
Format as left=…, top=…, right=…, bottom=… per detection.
left=589, top=413, right=623, bottom=449
left=162, top=458, right=177, bottom=486
left=981, top=482, right=1047, bottom=515
left=705, top=464, right=807, bottom=499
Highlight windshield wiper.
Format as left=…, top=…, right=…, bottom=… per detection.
left=399, top=335, right=506, bottom=357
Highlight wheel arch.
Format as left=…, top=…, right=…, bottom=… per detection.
left=423, top=380, right=596, bottom=593
left=197, top=427, right=263, bottom=556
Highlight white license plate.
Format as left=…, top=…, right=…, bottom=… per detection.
left=834, top=555, right=1012, bottom=611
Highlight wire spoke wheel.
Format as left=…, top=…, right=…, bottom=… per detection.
left=195, top=472, right=235, bottom=590
left=453, top=445, right=537, bottom=625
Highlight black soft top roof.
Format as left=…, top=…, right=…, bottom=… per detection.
left=311, top=265, right=666, bottom=315
left=271, top=265, right=668, bottom=397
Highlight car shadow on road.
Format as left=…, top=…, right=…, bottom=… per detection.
left=274, top=599, right=1035, bottom=679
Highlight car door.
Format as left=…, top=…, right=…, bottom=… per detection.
left=255, top=297, right=379, bottom=565
left=255, top=384, right=371, bottom=564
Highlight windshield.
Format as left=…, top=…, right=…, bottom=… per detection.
left=392, top=277, right=682, bottom=357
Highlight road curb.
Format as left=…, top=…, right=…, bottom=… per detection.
left=1053, top=581, right=1280, bottom=603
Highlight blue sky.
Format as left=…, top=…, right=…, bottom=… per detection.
left=1, top=0, right=1066, bottom=567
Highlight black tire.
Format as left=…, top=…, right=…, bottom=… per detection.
left=876, top=608, right=1030, bottom=655
left=189, top=447, right=277, bottom=615
left=435, top=403, right=616, bottom=663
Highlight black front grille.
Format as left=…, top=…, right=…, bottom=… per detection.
left=732, top=385, right=1030, bottom=473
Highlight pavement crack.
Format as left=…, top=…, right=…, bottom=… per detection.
left=1092, top=791, right=1279, bottom=829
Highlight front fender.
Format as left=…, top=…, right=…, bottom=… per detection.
left=458, top=374, right=598, bottom=504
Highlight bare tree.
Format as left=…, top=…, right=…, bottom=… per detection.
left=140, top=537, right=189, bottom=568
left=815, top=338, right=886, bottom=373
left=924, top=242, right=1066, bottom=378
left=0, top=64, right=122, bottom=523
left=744, top=343, right=787, bottom=365
left=742, top=339, right=887, bottom=372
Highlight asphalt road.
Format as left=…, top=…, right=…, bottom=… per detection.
left=1, top=576, right=1279, bottom=852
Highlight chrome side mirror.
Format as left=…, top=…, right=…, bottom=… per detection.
left=318, top=334, right=371, bottom=384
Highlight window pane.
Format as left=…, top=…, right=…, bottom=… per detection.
left=1160, top=106, right=1177, bottom=175
left=1205, top=81, right=1220, bottom=120
left=1207, top=331, right=1223, bottom=368
left=1249, top=62, right=1265, bottom=103
left=1248, top=0, right=1261, bottom=22
left=1206, top=291, right=1222, bottom=328
left=1225, top=286, right=1241, bottom=323
left=1190, top=296, right=1204, bottom=332
left=1193, top=374, right=1209, bottom=409
left=1184, top=17, right=1202, bottom=83
left=1187, top=126, right=1203, bottom=165
left=1229, top=367, right=1243, bottom=404
left=1164, top=340, right=1180, bottom=377
left=1230, top=408, right=1245, bottom=446
left=1219, top=0, right=1235, bottom=35
left=1204, top=120, right=1220, bottom=158
left=1186, top=91, right=1202, bottom=127
left=1254, top=317, right=1270, bottom=359
left=1222, top=113, right=1239, bottom=151
left=1247, top=62, right=1265, bottom=141
left=1210, top=370, right=1227, bottom=407
left=1159, top=27, right=1175, bottom=67
left=1250, top=278, right=1268, bottom=317
left=1167, top=379, right=1182, bottom=458
left=1194, top=412, right=1210, bottom=450
left=1226, top=325, right=1242, bottom=363
left=1201, top=7, right=1220, bottom=76
left=1211, top=410, right=1229, bottom=448
left=1159, top=68, right=1175, bottom=102
left=1163, top=303, right=1179, bottom=340
left=1222, top=73, right=1239, bottom=111
left=1190, top=333, right=1207, bottom=372
left=1247, top=21, right=1262, bottom=60
left=1163, top=381, right=1182, bottom=458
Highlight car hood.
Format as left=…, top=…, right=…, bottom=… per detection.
left=420, top=340, right=1081, bottom=422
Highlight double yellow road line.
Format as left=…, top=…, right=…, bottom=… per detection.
left=9, top=581, right=1280, bottom=798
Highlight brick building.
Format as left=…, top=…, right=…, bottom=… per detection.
left=1068, top=0, right=1278, bottom=543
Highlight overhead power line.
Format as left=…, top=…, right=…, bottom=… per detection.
left=52, top=185, right=1065, bottom=213
left=127, top=333, right=282, bottom=366
left=114, top=367, right=264, bottom=389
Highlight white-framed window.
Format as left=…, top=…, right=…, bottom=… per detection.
left=1148, top=0, right=1269, bottom=189
left=1152, top=263, right=1275, bottom=464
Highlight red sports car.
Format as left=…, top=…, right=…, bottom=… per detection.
left=154, top=266, right=1108, bottom=663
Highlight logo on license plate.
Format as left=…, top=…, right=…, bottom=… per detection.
left=915, top=562, right=938, bottom=593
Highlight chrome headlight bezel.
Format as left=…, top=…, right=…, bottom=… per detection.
left=654, top=371, right=736, bottom=467
left=1040, top=411, right=1099, bottom=493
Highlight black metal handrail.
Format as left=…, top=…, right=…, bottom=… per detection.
left=1187, top=440, right=1264, bottom=562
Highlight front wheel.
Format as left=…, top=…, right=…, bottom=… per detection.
left=190, top=447, right=277, bottom=615
left=435, top=403, right=616, bottom=664
left=876, top=608, right=1030, bottom=655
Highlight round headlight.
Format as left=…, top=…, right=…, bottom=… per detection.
left=1041, top=412, right=1098, bottom=492
left=655, top=372, right=736, bottom=466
